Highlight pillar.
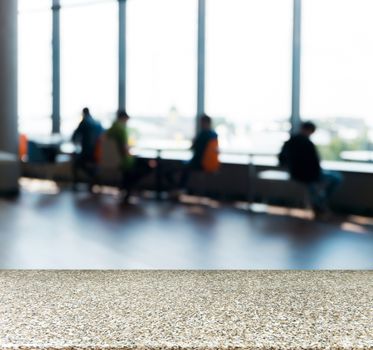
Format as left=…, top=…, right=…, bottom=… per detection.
left=0, top=0, right=19, bottom=195
left=0, top=0, right=18, bottom=154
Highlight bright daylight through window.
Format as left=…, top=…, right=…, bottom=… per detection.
left=17, top=0, right=373, bottom=165
left=126, top=0, right=197, bottom=149
left=18, top=0, right=52, bottom=136
left=301, top=0, right=373, bottom=161
left=60, top=0, right=118, bottom=135
left=206, top=0, right=293, bottom=154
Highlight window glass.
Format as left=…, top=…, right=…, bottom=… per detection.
left=301, top=0, right=373, bottom=161
left=18, top=0, right=52, bottom=136
left=206, top=0, right=293, bottom=154
left=126, top=0, right=198, bottom=149
left=60, top=0, right=118, bottom=136
left=61, top=0, right=114, bottom=6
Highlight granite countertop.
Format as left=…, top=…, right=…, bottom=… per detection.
left=0, top=271, right=372, bottom=350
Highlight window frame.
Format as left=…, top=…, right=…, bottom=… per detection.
left=47, top=0, right=300, bottom=138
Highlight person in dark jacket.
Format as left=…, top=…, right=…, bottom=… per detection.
left=279, top=121, right=342, bottom=215
left=72, top=107, right=104, bottom=191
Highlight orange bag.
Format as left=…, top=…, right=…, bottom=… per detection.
left=19, top=134, right=28, bottom=160
left=202, top=138, right=220, bottom=172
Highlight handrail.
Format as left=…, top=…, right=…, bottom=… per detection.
left=131, top=146, right=277, bottom=157
left=31, top=139, right=373, bottom=174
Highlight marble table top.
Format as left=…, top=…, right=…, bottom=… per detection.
left=0, top=271, right=372, bottom=350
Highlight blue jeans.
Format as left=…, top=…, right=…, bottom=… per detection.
left=307, top=170, right=342, bottom=210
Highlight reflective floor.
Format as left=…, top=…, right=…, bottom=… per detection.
left=0, top=179, right=372, bottom=269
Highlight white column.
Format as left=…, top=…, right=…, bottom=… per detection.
left=0, top=0, right=18, bottom=154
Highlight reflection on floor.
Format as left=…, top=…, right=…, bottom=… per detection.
left=0, top=179, right=372, bottom=269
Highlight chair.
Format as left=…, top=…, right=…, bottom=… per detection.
left=97, top=135, right=122, bottom=185
left=23, top=141, right=69, bottom=181
left=256, top=169, right=311, bottom=209
left=0, top=151, right=20, bottom=195
left=189, top=169, right=221, bottom=199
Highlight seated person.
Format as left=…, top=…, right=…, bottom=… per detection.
left=178, top=114, right=220, bottom=190
left=107, top=111, right=156, bottom=204
left=72, top=107, right=104, bottom=191
left=279, top=121, right=342, bottom=216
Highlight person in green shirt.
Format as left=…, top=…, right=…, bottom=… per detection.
left=107, top=111, right=155, bottom=204
left=106, top=111, right=135, bottom=172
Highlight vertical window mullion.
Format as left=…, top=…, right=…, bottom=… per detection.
left=52, top=0, right=60, bottom=134
left=118, top=0, right=126, bottom=111
left=197, top=0, right=206, bottom=132
left=291, top=0, right=302, bottom=134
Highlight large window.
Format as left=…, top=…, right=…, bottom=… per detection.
left=126, top=0, right=198, bottom=149
left=60, top=0, right=118, bottom=136
left=18, top=0, right=373, bottom=165
left=206, top=0, right=293, bottom=154
left=301, top=0, right=373, bottom=161
left=18, top=0, right=52, bottom=136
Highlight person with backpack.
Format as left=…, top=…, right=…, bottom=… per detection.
left=176, top=114, right=220, bottom=192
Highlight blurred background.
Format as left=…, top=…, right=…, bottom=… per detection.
left=0, top=0, right=372, bottom=269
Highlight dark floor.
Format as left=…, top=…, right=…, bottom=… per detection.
left=0, top=179, right=372, bottom=269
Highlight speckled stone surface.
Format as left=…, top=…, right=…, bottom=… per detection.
left=0, top=271, right=372, bottom=350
